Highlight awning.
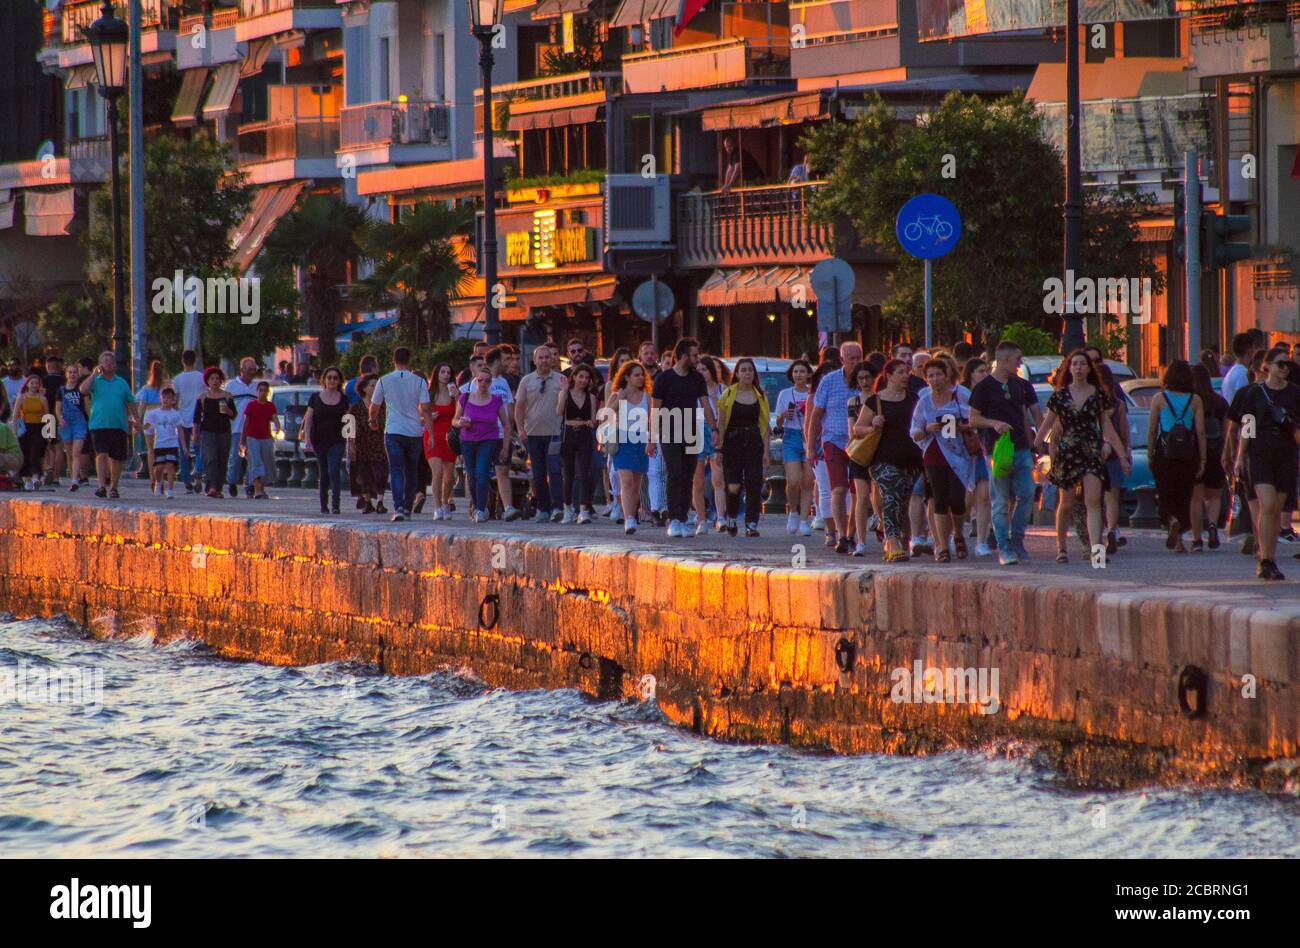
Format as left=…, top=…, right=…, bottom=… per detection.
left=452, top=299, right=527, bottom=324
left=202, top=62, right=241, bottom=121
left=533, top=0, right=593, bottom=19
left=24, top=188, right=75, bottom=236
left=610, top=0, right=677, bottom=26
left=229, top=180, right=307, bottom=275
left=171, top=68, right=209, bottom=128
left=64, top=64, right=97, bottom=91
left=699, top=91, right=827, bottom=131
left=240, top=38, right=275, bottom=78
left=336, top=314, right=399, bottom=338
left=698, top=267, right=816, bottom=306
left=515, top=274, right=616, bottom=309
left=507, top=104, right=603, bottom=132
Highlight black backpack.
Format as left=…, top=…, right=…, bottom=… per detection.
left=1160, top=393, right=1196, bottom=462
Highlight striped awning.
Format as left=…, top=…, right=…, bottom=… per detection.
left=64, top=64, right=98, bottom=91
left=507, top=104, right=603, bottom=131
left=171, top=68, right=209, bottom=128
left=229, top=180, right=307, bottom=275
left=202, top=62, right=241, bottom=120
left=533, top=0, right=594, bottom=19
left=698, top=92, right=827, bottom=131
left=610, top=0, right=677, bottom=27
left=698, top=267, right=816, bottom=306
left=514, top=274, right=616, bottom=309
left=240, top=38, right=275, bottom=78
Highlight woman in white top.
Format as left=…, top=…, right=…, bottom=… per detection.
left=775, top=359, right=814, bottom=536
left=603, top=360, right=651, bottom=535
left=693, top=356, right=730, bottom=533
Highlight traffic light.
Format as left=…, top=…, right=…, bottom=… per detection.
left=1202, top=209, right=1252, bottom=269
left=1172, top=185, right=1186, bottom=263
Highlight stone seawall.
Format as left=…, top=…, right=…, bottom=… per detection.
left=1, top=498, right=1297, bottom=789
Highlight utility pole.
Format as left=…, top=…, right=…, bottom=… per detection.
left=1184, top=151, right=1200, bottom=362
left=1060, top=0, right=1084, bottom=353
left=130, top=0, right=147, bottom=388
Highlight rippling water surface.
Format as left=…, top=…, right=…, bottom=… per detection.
left=1, top=617, right=1296, bottom=858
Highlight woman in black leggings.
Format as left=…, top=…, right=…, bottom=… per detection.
left=717, top=358, right=770, bottom=536
left=557, top=364, right=598, bottom=524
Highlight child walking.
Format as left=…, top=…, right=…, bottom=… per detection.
left=142, top=387, right=186, bottom=498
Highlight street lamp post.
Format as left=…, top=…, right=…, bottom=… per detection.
left=1060, top=0, right=1085, bottom=354
left=85, top=1, right=130, bottom=377
left=469, top=0, right=505, bottom=346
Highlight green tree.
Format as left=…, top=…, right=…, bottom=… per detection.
left=261, top=195, right=367, bottom=368
left=806, top=91, right=1063, bottom=346
left=1078, top=188, right=1165, bottom=360
left=35, top=286, right=113, bottom=363
left=86, top=134, right=266, bottom=369
left=358, top=202, right=474, bottom=349
left=997, top=321, right=1059, bottom=356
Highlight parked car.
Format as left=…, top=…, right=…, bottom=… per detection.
left=1018, top=355, right=1136, bottom=386
left=269, top=384, right=322, bottom=464
left=1120, top=377, right=1162, bottom=409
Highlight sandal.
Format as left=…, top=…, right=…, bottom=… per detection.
left=1055, top=550, right=1069, bottom=564
left=935, top=549, right=951, bottom=563
left=885, top=549, right=910, bottom=563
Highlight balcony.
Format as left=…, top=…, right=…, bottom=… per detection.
left=1037, top=94, right=1214, bottom=178
left=339, top=100, right=452, bottom=167
left=676, top=182, right=832, bottom=269
left=177, top=7, right=242, bottom=69
left=791, top=27, right=901, bottom=82
left=621, top=38, right=789, bottom=95
left=1189, top=3, right=1295, bottom=76
left=236, top=0, right=341, bottom=43
left=56, top=0, right=180, bottom=68
left=237, top=85, right=340, bottom=184
left=1246, top=258, right=1299, bottom=333
left=474, top=71, right=620, bottom=137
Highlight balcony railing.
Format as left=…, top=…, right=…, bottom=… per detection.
left=240, top=0, right=336, bottom=16
left=1253, top=260, right=1296, bottom=293
left=68, top=135, right=111, bottom=161
left=621, top=38, right=789, bottom=95
left=61, top=0, right=176, bottom=46
left=340, top=100, right=451, bottom=150
left=179, top=7, right=240, bottom=35
left=238, top=118, right=340, bottom=164
left=676, top=182, right=832, bottom=269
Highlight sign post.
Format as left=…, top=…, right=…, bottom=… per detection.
left=894, top=193, right=961, bottom=349
left=633, top=277, right=675, bottom=352
left=810, top=258, right=855, bottom=343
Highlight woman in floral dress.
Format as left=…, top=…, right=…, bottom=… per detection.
left=1034, top=350, right=1129, bottom=563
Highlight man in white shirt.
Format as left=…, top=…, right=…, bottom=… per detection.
left=1221, top=331, right=1255, bottom=408
left=514, top=343, right=565, bottom=523
left=224, top=357, right=261, bottom=497
left=369, top=346, right=431, bottom=522
left=171, top=348, right=206, bottom=493
left=459, top=346, right=519, bottom=520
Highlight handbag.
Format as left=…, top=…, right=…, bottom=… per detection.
left=845, top=395, right=883, bottom=467
left=954, top=391, right=982, bottom=455
left=446, top=394, right=465, bottom=457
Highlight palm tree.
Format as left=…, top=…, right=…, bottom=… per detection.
left=261, top=194, right=367, bottom=367
left=359, top=202, right=474, bottom=348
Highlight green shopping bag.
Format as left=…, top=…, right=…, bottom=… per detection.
left=991, top=431, right=1014, bottom=479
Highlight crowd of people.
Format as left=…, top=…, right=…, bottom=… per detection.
left=3, top=328, right=1298, bottom=580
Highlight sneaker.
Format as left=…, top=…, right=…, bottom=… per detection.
left=716, top=519, right=727, bottom=533
left=1280, top=528, right=1298, bottom=544
left=1013, top=543, right=1031, bottom=562
left=607, top=505, right=619, bottom=520
left=624, top=518, right=637, bottom=535
left=561, top=506, right=576, bottom=525
left=468, top=509, right=479, bottom=524
left=744, top=523, right=760, bottom=537
left=577, top=510, right=592, bottom=525
left=503, top=506, right=521, bottom=522
left=534, top=510, right=549, bottom=524
left=686, top=511, right=698, bottom=528
left=786, top=512, right=799, bottom=535
left=851, top=542, right=867, bottom=557
left=974, top=543, right=992, bottom=557
left=476, top=508, right=489, bottom=522
left=997, top=550, right=1020, bottom=566
left=811, top=516, right=824, bottom=530
left=1207, top=524, right=1220, bottom=550
left=695, top=521, right=710, bottom=537
left=1190, top=539, right=1204, bottom=553
left=431, top=506, right=443, bottom=521
left=798, top=520, right=812, bottom=537
left=227, top=484, right=238, bottom=498
left=165, top=488, right=175, bottom=499
left=551, top=509, right=563, bottom=523
left=391, top=511, right=407, bottom=522
left=667, top=520, right=684, bottom=538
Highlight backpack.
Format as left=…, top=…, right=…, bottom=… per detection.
left=1159, top=393, right=1196, bottom=462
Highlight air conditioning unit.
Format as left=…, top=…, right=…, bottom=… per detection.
left=604, top=173, right=671, bottom=248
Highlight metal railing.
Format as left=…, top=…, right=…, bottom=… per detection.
left=238, top=117, right=340, bottom=163
left=68, top=135, right=110, bottom=161
left=239, top=0, right=336, bottom=17
left=621, top=37, right=789, bottom=92
left=62, top=0, right=175, bottom=45
left=676, top=181, right=832, bottom=269
left=475, top=70, right=620, bottom=108
left=179, top=7, right=240, bottom=35
left=1252, top=260, right=1296, bottom=293
left=340, top=100, right=451, bottom=150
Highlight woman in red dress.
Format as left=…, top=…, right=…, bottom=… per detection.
left=424, top=363, right=459, bottom=520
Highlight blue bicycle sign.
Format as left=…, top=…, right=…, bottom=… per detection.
left=895, top=194, right=961, bottom=260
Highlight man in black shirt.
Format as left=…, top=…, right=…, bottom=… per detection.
left=650, top=337, right=717, bottom=539
left=42, top=355, right=67, bottom=485
left=969, top=340, right=1044, bottom=565
left=1224, top=351, right=1300, bottom=579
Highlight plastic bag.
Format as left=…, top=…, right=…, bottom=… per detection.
left=991, top=431, right=1014, bottom=478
